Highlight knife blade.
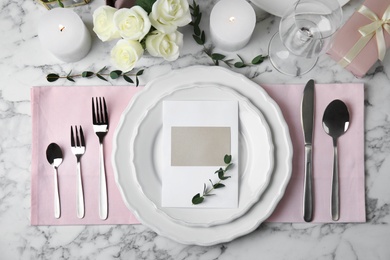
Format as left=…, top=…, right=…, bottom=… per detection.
left=301, top=79, right=315, bottom=222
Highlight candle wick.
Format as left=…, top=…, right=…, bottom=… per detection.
left=59, top=24, right=65, bottom=32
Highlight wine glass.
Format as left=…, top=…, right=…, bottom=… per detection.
left=268, top=0, right=343, bottom=76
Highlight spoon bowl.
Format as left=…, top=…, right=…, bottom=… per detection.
left=46, top=143, right=63, bottom=219
left=322, top=99, right=350, bottom=221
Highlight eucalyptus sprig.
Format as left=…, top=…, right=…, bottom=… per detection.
left=57, top=0, right=64, bottom=7
left=189, top=0, right=267, bottom=68
left=46, top=67, right=144, bottom=87
left=191, top=154, right=233, bottom=205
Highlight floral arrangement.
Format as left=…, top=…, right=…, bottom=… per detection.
left=92, top=0, right=191, bottom=72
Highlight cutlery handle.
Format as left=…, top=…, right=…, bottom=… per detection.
left=303, top=145, right=313, bottom=222
left=54, top=168, right=61, bottom=219
left=331, top=142, right=340, bottom=221
left=76, top=160, right=85, bottom=219
left=99, top=142, right=108, bottom=220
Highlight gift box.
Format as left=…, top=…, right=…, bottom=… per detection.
left=327, top=0, right=390, bottom=77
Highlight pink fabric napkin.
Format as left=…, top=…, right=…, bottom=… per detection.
left=264, top=83, right=366, bottom=223
left=31, top=86, right=142, bottom=225
left=31, top=83, right=365, bottom=225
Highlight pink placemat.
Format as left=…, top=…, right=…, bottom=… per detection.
left=31, top=83, right=365, bottom=225
left=31, top=86, right=142, bottom=225
left=264, top=83, right=365, bottom=222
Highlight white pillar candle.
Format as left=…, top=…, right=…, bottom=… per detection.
left=38, top=8, right=92, bottom=62
left=210, top=0, right=256, bottom=52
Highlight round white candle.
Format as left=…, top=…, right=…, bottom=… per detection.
left=210, top=0, right=256, bottom=52
left=38, top=8, right=92, bottom=62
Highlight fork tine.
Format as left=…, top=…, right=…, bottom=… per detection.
left=102, top=97, right=108, bottom=125
left=92, top=97, right=97, bottom=124
left=79, top=126, right=85, bottom=147
left=75, top=126, right=81, bottom=147
left=71, top=126, right=75, bottom=147
left=99, top=97, right=104, bottom=124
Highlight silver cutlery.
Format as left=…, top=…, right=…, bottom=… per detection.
left=46, top=143, right=63, bottom=219
left=71, top=125, right=86, bottom=219
left=322, top=99, right=350, bottom=221
left=301, top=79, right=315, bottom=222
left=92, top=97, right=109, bottom=220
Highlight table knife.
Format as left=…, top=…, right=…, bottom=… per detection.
left=301, top=79, right=315, bottom=222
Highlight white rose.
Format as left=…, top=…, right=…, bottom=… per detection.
left=113, top=6, right=152, bottom=41
left=149, top=0, right=192, bottom=34
left=146, top=30, right=183, bottom=61
left=111, top=39, right=144, bottom=72
left=92, top=6, right=121, bottom=42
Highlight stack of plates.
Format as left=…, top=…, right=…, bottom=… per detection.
left=112, top=66, right=293, bottom=246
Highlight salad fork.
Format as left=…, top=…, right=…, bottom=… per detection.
left=71, top=125, right=85, bottom=219
left=92, top=97, right=109, bottom=220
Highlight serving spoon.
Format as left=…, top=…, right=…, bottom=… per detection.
left=46, top=143, right=63, bottom=219
left=322, top=99, right=350, bottom=221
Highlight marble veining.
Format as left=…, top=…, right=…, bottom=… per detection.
left=1, top=0, right=390, bottom=258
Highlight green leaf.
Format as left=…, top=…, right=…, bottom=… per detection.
left=136, top=69, right=144, bottom=76
left=215, top=168, right=224, bottom=174
left=224, top=154, right=232, bottom=164
left=96, top=74, right=108, bottom=82
left=218, top=167, right=231, bottom=180
left=135, top=0, right=156, bottom=13
left=201, top=30, right=206, bottom=43
left=195, top=12, right=202, bottom=26
left=110, top=70, right=122, bottom=79
left=136, top=76, right=140, bottom=87
left=66, top=70, right=72, bottom=77
left=57, top=0, right=64, bottom=7
left=193, top=3, right=200, bottom=16
left=81, top=71, right=94, bottom=78
left=218, top=172, right=231, bottom=180
left=123, top=75, right=134, bottom=84
left=194, top=25, right=201, bottom=36
left=46, top=73, right=60, bottom=82
left=211, top=53, right=225, bottom=60
left=97, top=66, right=106, bottom=74
left=252, top=55, right=266, bottom=64
left=192, top=193, right=204, bottom=204
left=66, top=76, right=75, bottom=82
left=213, top=183, right=225, bottom=189
left=234, top=62, right=246, bottom=68
left=192, top=34, right=204, bottom=45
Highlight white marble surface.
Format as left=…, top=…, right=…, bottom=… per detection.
left=1, top=0, right=390, bottom=258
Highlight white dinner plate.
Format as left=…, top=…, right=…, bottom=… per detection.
left=131, top=83, right=274, bottom=227
left=250, top=0, right=349, bottom=17
left=112, top=66, right=293, bottom=246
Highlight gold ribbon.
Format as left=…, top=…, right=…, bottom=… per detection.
left=338, top=5, right=390, bottom=68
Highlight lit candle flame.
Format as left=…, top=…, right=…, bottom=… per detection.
left=229, top=17, right=235, bottom=22
left=59, top=24, right=65, bottom=32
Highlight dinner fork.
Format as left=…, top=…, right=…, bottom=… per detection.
left=71, top=125, right=85, bottom=219
left=92, top=97, right=109, bottom=220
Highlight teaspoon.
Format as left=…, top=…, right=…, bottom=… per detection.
left=46, top=143, right=63, bottom=219
left=322, top=99, right=350, bottom=221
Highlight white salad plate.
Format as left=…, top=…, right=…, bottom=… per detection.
left=250, top=0, right=349, bottom=17
left=131, top=83, right=274, bottom=227
left=112, top=66, right=293, bottom=246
